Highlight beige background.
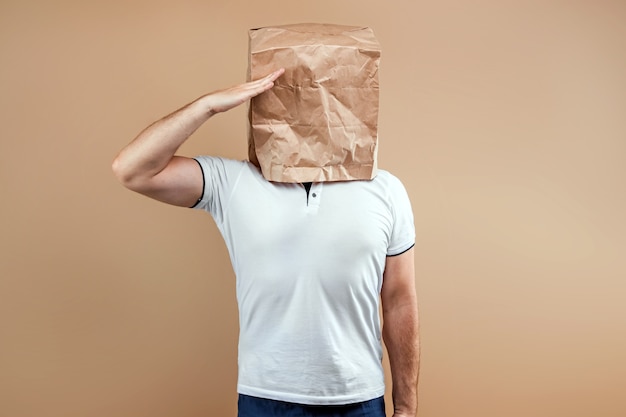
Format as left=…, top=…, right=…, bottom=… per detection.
left=1, top=0, right=625, bottom=416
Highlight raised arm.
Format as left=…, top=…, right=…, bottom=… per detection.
left=111, top=68, right=284, bottom=207
left=381, top=247, right=420, bottom=417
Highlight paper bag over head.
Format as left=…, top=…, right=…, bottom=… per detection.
left=247, top=23, right=381, bottom=183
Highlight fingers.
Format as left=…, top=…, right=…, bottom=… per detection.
left=206, top=68, right=285, bottom=114
left=244, top=67, right=285, bottom=97
left=257, top=68, right=285, bottom=84
left=253, top=68, right=285, bottom=88
left=268, top=67, right=285, bottom=82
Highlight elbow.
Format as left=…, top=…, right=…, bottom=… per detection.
left=111, top=155, right=129, bottom=185
left=111, top=155, right=141, bottom=191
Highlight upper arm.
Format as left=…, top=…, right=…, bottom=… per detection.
left=381, top=247, right=417, bottom=313
left=124, top=156, right=204, bottom=208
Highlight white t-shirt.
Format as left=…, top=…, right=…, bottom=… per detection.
left=192, top=156, right=415, bottom=405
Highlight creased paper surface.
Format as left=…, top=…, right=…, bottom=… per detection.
left=248, top=23, right=381, bottom=183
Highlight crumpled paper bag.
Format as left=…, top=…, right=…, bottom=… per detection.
left=247, top=23, right=381, bottom=183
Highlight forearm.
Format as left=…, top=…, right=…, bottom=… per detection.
left=112, top=94, right=214, bottom=185
left=112, top=69, right=283, bottom=189
left=383, top=302, right=420, bottom=416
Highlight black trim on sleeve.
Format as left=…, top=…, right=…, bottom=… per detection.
left=190, top=158, right=206, bottom=209
left=386, top=243, right=415, bottom=257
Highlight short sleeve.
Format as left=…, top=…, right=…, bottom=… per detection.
left=386, top=175, right=416, bottom=256
left=191, top=156, right=247, bottom=224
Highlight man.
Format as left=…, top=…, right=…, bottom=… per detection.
left=112, top=68, right=419, bottom=417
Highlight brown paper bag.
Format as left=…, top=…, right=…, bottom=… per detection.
left=247, top=23, right=381, bottom=183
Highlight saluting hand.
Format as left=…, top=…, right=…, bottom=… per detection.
left=205, top=68, right=285, bottom=115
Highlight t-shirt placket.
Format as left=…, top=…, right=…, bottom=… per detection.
left=305, top=183, right=322, bottom=212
